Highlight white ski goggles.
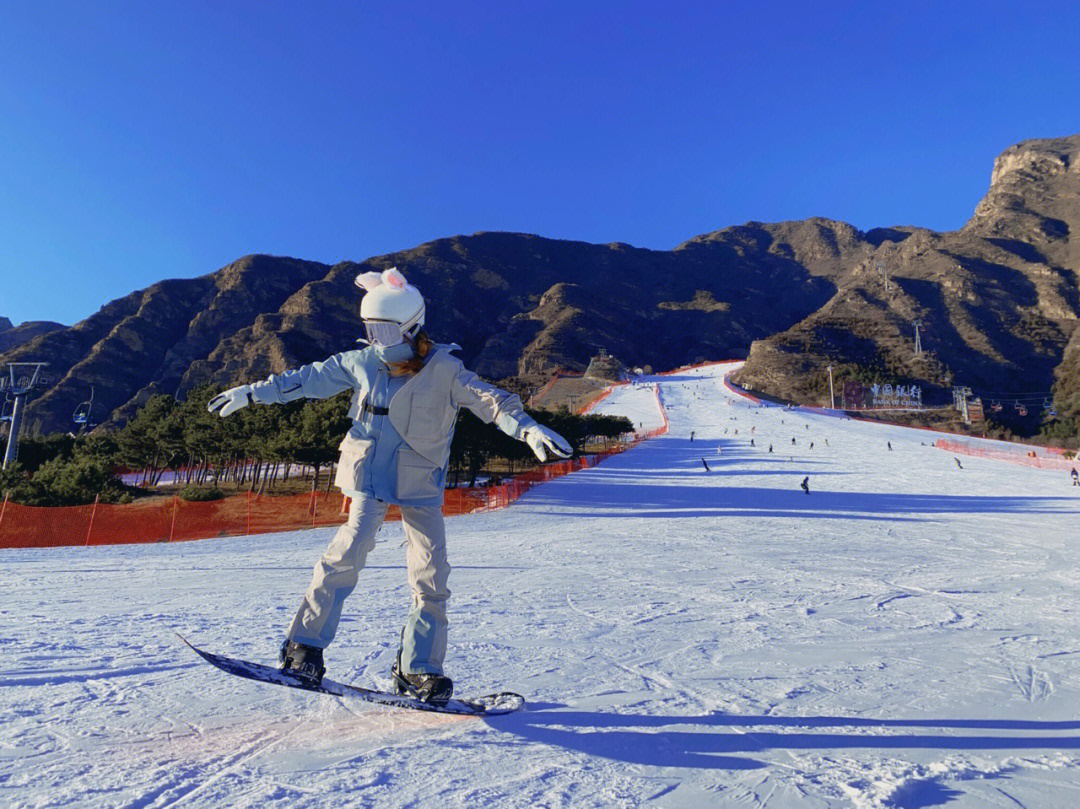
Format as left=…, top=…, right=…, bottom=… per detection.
left=363, top=320, right=405, bottom=347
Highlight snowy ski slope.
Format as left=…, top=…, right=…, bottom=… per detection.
left=3, top=362, right=1080, bottom=809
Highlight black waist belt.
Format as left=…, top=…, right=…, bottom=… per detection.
left=363, top=401, right=390, bottom=417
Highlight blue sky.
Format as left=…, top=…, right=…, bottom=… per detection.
left=2, top=1, right=1078, bottom=326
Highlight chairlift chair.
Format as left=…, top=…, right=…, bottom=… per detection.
left=990, top=400, right=1003, bottom=412
left=1014, top=400, right=1028, bottom=416
left=73, top=387, right=94, bottom=428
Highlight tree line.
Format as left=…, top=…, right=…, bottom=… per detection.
left=0, top=383, right=633, bottom=507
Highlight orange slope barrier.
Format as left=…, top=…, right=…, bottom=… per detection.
left=0, top=446, right=660, bottom=550
left=934, top=438, right=1077, bottom=471
left=0, top=387, right=671, bottom=550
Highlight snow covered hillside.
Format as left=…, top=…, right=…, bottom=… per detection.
left=4, top=362, right=1080, bottom=809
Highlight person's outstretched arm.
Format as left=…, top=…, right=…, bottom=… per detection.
left=450, top=367, right=572, bottom=462
left=208, top=353, right=357, bottom=417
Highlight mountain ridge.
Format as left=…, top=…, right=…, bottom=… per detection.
left=4, top=134, right=1079, bottom=438
left=0, top=319, right=67, bottom=354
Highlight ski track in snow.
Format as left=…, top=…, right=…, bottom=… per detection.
left=3, top=363, right=1080, bottom=808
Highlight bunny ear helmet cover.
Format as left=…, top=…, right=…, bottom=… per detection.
left=355, top=267, right=426, bottom=337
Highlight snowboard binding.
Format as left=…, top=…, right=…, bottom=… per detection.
left=279, top=639, right=326, bottom=687
left=391, top=649, right=453, bottom=706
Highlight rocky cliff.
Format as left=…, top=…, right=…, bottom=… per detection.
left=733, top=135, right=1080, bottom=430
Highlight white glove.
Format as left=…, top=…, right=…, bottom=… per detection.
left=208, top=384, right=259, bottom=418
left=523, top=424, right=573, bottom=462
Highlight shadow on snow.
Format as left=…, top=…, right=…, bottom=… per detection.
left=523, top=439, right=1077, bottom=521
left=494, top=705, right=1080, bottom=770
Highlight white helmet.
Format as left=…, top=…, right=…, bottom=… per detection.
left=355, top=267, right=425, bottom=345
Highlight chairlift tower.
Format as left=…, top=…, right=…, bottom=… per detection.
left=2, top=362, right=49, bottom=470
left=877, top=262, right=891, bottom=292
left=953, top=385, right=973, bottom=425
left=913, top=321, right=922, bottom=356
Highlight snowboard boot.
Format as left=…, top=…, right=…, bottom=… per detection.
left=279, top=639, right=325, bottom=686
left=391, top=650, right=453, bottom=706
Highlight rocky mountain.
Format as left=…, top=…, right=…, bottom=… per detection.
left=733, top=135, right=1080, bottom=431
left=0, top=319, right=67, bottom=354
left=0, top=233, right=842, bottom=435
left=3, top=135, right=1079, bottom=438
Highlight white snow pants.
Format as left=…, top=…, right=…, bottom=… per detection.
left=285, top=493, right=451, bottom=674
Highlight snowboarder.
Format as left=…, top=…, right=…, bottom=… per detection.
left=800, top=476, right=810, bottom=494
left=208, top=268, right=571, bottom=705
left=768, top=444, right=773, bottom=453
left=1072, top=467, right=1079, bottom=486
left=809, top=442, right=814, bottom=450
left=791, top=437, right=796, bottom=445
left=690, top=430, right=695, bottom=442
left=701, top=458, right=710, bottom=472
left=955, top=457, right=963, bottom=469
left=750, top=438, right=755, bottom=447
left=888, top=441, right=892, bottom=450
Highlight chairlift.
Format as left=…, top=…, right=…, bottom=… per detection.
left=0, top=392, right=12, bottom=423
left=1014, top=400, right=1027, bottom=416
left=1042, top=397, right=1058, bottom=418
left=990, top=400, right=1003, bottom=412
left=73, top=387, right=94, bottom=428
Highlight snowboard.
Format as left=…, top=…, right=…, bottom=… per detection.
left=178, top=635, right=525, bottom=716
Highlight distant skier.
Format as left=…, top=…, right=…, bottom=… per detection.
left=791, top=437, right=796, bottom=445
left=750, top=438, right=755, bottom=447
left=768, top=444, right=773, bottom=453
left=955, top=457, right=963, bottom=469
left=701, top=458, right=710, bottom=472
left=801, top=476, right=810, bottom=494
left=1072, top=467, right=1079, bottom=486
left=825, top=439, right=829, bottom=447
left=887, top=441, right=892, bottom=451
left=690, top=430, right=695, bottom=442
left=208, top=268, right=570, bottom=705
left=716, top=445, right=723, bottom=455
left=809, top=442, right=814, bottom=450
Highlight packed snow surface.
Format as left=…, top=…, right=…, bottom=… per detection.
left=4, top=362, right=1080, bottom=809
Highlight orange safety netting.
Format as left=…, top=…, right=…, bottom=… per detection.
left=934, top=439, right=1077, bottom=471
left=1, top=381, right=672, bottom=551
left=0, top=438, right=666, bottom=550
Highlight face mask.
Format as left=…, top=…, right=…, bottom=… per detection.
left=374, top=341, right=415, bottom=365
